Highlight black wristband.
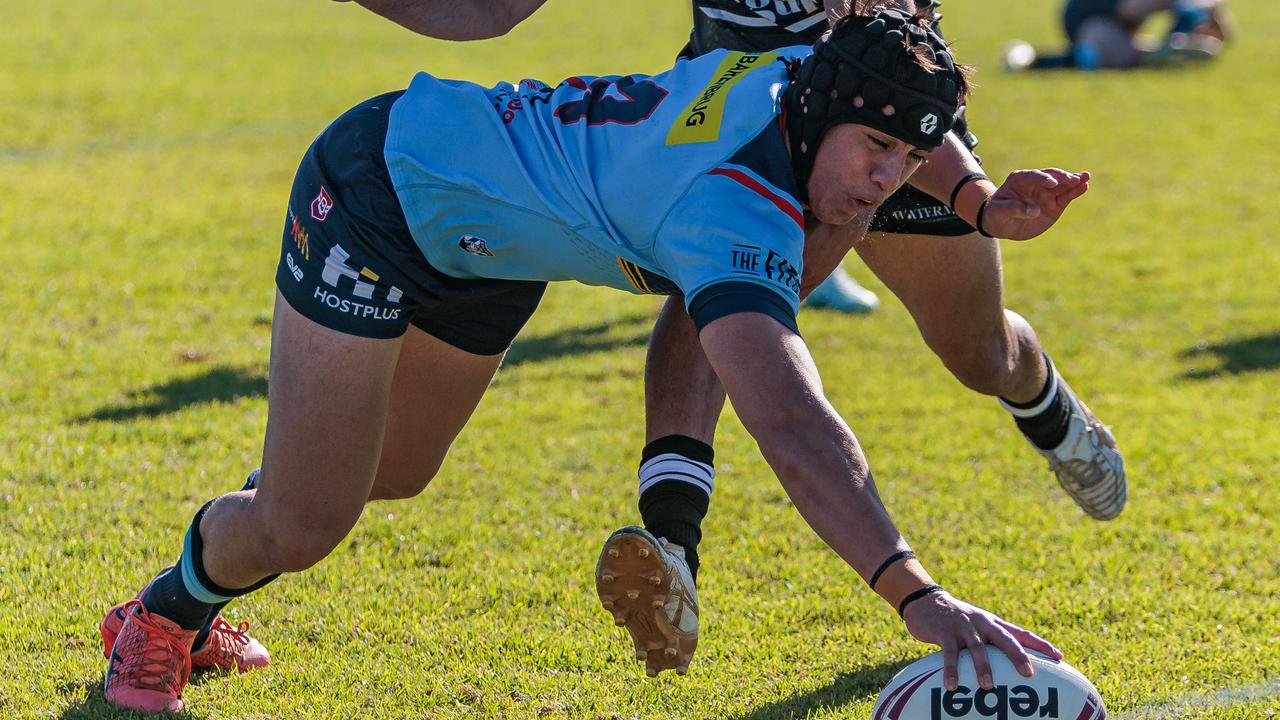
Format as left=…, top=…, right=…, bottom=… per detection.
left=948, top=172, right=988, bottom=211
left=897, top=585, right=944, bottom=617
left=868, top=550, right=917, bottom=591
left=975, top=198, right=994, bottom=238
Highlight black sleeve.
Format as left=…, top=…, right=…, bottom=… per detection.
left=687, top=280, right=799, bottom=335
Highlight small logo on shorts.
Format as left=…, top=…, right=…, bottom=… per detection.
left=919, top=113, right=939, bottom=135
left=310, top=186, right=334, bottom=222
left=458, top=235, right=494, bottom=257
left=286, top=252, right=304, bottom=281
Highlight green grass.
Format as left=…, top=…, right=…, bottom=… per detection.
left=2, top=1, right=1279, bottom=718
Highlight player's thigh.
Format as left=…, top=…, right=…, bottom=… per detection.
left=254, top=291, right=404, bottom=541
left=855, top=229, right=1006, bottom=352
left=369, top=324, right=506, bottom=501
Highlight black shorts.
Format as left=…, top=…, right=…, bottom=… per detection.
left=868, top=184, right=977, bottom=237
left=275, top=91, right=546, bottom=356
left=1063, top=0, right=1127, bottom=41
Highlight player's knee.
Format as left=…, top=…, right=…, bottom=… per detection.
left=367, top=464, right=440, bottom=501
left=934, top=334, right=1013, bottom=397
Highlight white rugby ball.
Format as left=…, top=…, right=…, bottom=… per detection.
left=872, top=648, right=1105, bottom=720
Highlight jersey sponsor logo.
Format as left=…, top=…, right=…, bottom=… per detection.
left=316, top=243, right=403, bottom=321
left=728, top=245, right=798, bottom=294
left=920, top=113, right=939, bottom=135
left=764, top=250, right=800, bottom=293
left=310, top=186, right=334, bottom=222
left=731, top=243, right=762, bottom=275
left=666, top=51, right=778, bottom=145
left=458, top=235, right=495, bottom=257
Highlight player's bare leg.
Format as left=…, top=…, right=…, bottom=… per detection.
left=104, top=294, right=507, bottom=713
left=856, top=230, right=1125, bottom=519
left=367, top=324, right=507, bottom=501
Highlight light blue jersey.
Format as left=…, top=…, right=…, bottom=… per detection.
left=383, top=47, right=810, bottom=332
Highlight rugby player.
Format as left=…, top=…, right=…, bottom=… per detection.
left=99, top=11, right=1089, bottom=713
left=1003, top=0, right=1233, bottom=70
left=594, top=0, right=1128, bottom=679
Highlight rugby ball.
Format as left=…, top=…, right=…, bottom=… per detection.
left=872, top=648, right=1105, bottom=720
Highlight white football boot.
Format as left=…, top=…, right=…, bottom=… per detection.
left=595, top=527, right=698, bottom=677
left=1036, top=381, right=1127, bottom=520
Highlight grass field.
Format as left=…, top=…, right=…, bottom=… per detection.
left=2, top=1, right=1279, bottom=718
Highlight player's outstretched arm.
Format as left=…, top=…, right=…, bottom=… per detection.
left=953, top=168, right=1090, bottom=241
left=697, top=311, right=1062, bottom=691
left=334, top=0, right=552, bottom=40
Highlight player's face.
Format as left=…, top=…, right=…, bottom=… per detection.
left=806, top=124, right=928, bottom=226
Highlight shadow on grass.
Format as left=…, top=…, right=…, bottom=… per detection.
left=731, top=658, right=913, bottom=720
left=503, top=313, right=652, bottom=367
left=76, top=366, right=267, bottom=423
left=57, top=677, right=209, bottom=719
left=1179, top=332, right=1280, bottom=380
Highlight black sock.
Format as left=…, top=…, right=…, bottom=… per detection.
left=144, top=497, right=279, bottom=634
left=637, top=435, right=714, bottom=581
left=1030, top=52, right=1077, bottom=69
left=142, top=502, right=224, bottom=630
left=1001, top=354, right=1073, bottom=450
left=188, top=468, right=266, bottom=648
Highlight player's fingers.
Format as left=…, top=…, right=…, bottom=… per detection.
left=965, top=632, right=995, bottom=691
left=999, top=620, right=1063, bottom=661
left=1039, top=167, right=1078, bottom=184
left=940, top=637, right=961, bottom=692
left=983, top=622, right=1035, bottom=678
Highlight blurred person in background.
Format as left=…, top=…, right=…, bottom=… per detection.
left=1003, top=0, right=1233, bottom=71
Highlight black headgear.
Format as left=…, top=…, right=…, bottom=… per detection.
left=784, top=9, right=964, bottom=201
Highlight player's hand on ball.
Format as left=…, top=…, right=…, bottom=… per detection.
left=984, top=168, right=1090, bottom=240
left=901, top=590, right=1063, bottom=692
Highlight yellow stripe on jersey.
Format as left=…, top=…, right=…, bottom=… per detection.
left=616, top=258, right=653, bottom=294
left=666, top=51, right=779, bottom=146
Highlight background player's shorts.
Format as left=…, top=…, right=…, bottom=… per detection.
left=868, top=183, right=976, bottom=237
left=1063, top=0, right=1130, bottom=41
left=275, top=91, right=546, bottom=356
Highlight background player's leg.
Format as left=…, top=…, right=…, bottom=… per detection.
left=637, top=296, right=723, bottom=580
left=1074, top=17, right=1144, bottom=68
left=856, top=230, right=1125, bottom=519
left=367, top=325, right=508, bottom=502
left=855, top=230, right=1045, bottom=403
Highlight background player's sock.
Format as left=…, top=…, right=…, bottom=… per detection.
left=1030, top=52, right=1078, bottom=69
left=637, top=435, right=713, bottom=581
left=143, top=498, right=279, bottom=634
left=1171, top=0, right=1212, bottom=34
left=999, top=353, right=1072, bottom=450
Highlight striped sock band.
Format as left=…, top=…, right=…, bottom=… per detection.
left=1000, top=354, right=1073, bottom=450
left=637, top=436, right=715, bottom=498
left=638, top=435, right=714, bottom=580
